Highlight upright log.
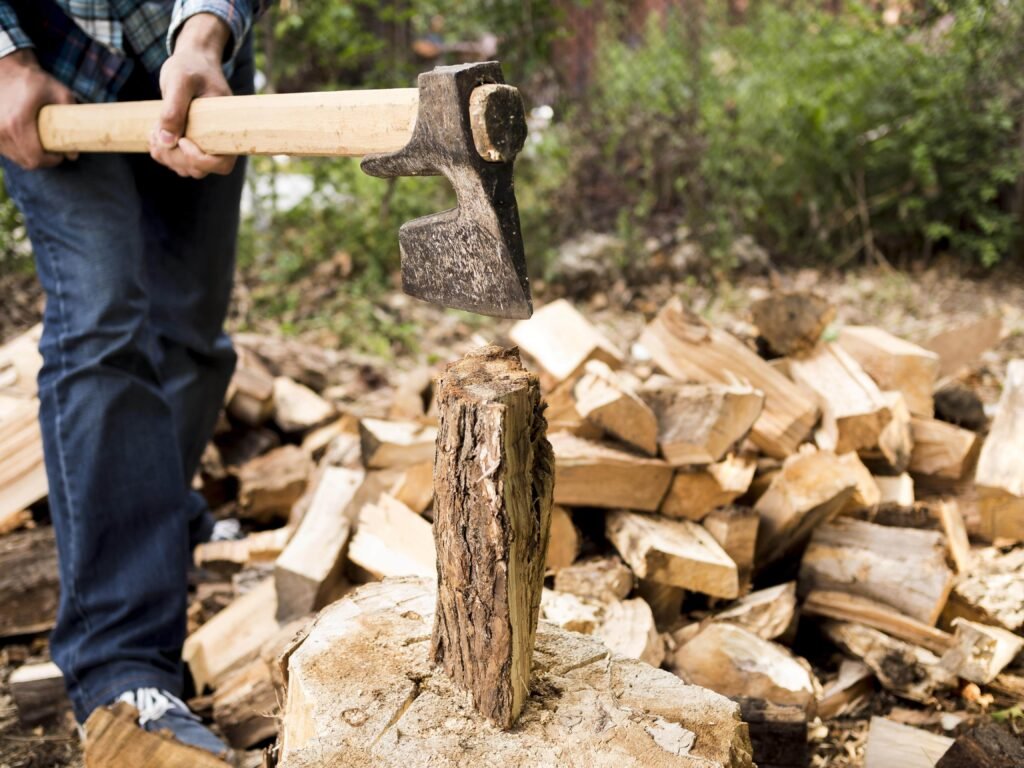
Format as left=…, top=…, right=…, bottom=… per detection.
left=431, top=346, right=554, bottom=729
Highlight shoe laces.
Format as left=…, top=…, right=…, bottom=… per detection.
left=115, top=687, right=191, bottom=727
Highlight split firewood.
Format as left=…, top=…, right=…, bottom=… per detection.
left=0, top=507, right=31, bottom=536
left=909, top=417, right=980, bottom=481
left=225, top=346, right=275, bottom=426
left=639, top=297, right=817, bottom=458
left=817, top=659, right=874, bottom=720
left=863, top=716, right=954, bottom=768
left=194, top=527, right=291, bottom=574
left=9, top=661, right=68, bottom=725
left=540, top=589, right=605, bottom=634
left=553, top=555, right=633, bottom=603
left=736, top=697, right=808, bottom=768
left=300, top=414, right=359, bottom=461
left=320, top=428, right=363, bottom=469
left=753, top=448, right=860, bottom=568
left=937, top=499, right=972, bottom=574
left=211, top=657, right=278, bottom=749
left=939, top=618, right=1024, bottom=684
left=838, top=451, right=882, bottom=511
left=922, top=315, right=1002, bottom=379
left=606, top=510, right=740, bottom=599
left=974, top=360, right=1024, bottom=542
left=236, top=445, right=313, bottom=524
left=837, top=326, right=939, bottom=417
left=0, top=324, right=42, bottom=396
left=670, top=622, right=819, bottom=712
left=233, top=333, right=336, bottom=392
left=387, top=367, right=435, bottom=422
left=750, top=290, right=835, bottom=358
left=639, top=376, right=764, bottom=465
left=935, top=721, right=1024, bottom=768
left=933, top=379, right=987, bottom=430
left=509, top=298, right=624, bottom=383
left=274, top=467, right=365, bottom=620
left=388, top=461, right=433, bottom=514
left=0, top=395, right=47, bottom=526
left=821, top=621, right=956, bottom=703
left=945, top=547, right=1024, bottom=633
left=789, top=342, right=892, bottom=454
left=543, top=377, right=604, bottom=440
left=358, top=418, right=438, bottom=469
left=713, top=582, right=798, bottom=641
left=660, top=454, right=756, bottom=521
left=595, top=597, right=665, bottom=666
left=874, top=473, right=915, bottom=506
left=430, top=346, right=553, bottom=729
left=545, top=505, right=580, bottom=572
left=702, top=505, right=759, bottom=586
left=573, top=360, right=658, bottom=455
left=637, top=579, right=686, bottom=628
left=347, top=494, right=435, bottom=581
left=84, top=701, right=231, bottom=768
left=798, top=517, right=954, bottom=625
left=550, top=432, right=673, bottom=511
left=0, top=526, right=58, bottom=638
left=272, top=376, right=337, bottom=433
left=864, top=390, right=914, bottom=473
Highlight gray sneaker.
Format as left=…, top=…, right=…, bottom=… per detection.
left=114, top=687, right=232, bottom=759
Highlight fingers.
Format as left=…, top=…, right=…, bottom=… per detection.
left=157, top=70, right=198, bottom=146
left=149, top=133, right=236, bottom=179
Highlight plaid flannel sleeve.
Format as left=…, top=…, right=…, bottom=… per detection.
left=169, top=0, right=274, bottom=63
left=0, top=3, right=33, bottom=59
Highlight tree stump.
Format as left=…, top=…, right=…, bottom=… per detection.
left=431, top=345, right=554, bottom=728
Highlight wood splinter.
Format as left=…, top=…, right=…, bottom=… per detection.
left=431, top=345, right=554, bottom=729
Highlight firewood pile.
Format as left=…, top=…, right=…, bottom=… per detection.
left=2, top=291, right=1023, bottom=767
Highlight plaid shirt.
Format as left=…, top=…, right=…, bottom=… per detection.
left=0, top=1, right=270, bottom=103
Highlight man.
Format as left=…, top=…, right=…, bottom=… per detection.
left=0, top=0, right=270, bottom=757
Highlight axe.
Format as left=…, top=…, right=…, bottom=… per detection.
left=37, top=62, right=533, bottom=319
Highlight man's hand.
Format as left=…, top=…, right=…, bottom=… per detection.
left=150, top=14, right=235, bottom=178
left=0, top=50, right=77, bottom=170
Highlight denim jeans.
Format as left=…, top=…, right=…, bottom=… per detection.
left=1, top=46, right=253, bottom=722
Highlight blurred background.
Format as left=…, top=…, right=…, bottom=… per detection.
left=1, top=0, right=1023, bottom=352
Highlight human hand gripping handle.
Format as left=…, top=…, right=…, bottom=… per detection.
left=150, top=13, right=235, bottom=178
left=0, top=50, right=77, bottom=170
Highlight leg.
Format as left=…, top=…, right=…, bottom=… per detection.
left=3, top=154, right=191, bottom=721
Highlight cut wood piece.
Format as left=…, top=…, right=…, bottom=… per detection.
left=194, top=528, right=291, bottom=573
left=838, top=451, right=882, bottom=511
left=935, top=721, right=1024, bottom=768
left=974, top=360, right=1024, bottom=542
left=863, top=716, right=954, bottom=768
left=865, top=390, right=914, bottom=473
left=939, top=618, right=1024, bottom=684
left=508, top=298, right=624, bottom=383
left=387, top=461, right=433, bottom=514
left=702, top=505, right=759, bottom=586
left=923, top=315, right=1003, bottom=378
left=225, top=346, right=275, bottom=426
left=278, top=577, right=754, bottom=768
left=798, top=517, right=954, bottom=625
left=236, top=445, right=313, bottom=524
left=544, top=505, right=580, bottom=572
left=387, top=367, right=434, bottom=422
left=639, top=376, right=764, bottom=466
left=84, top=701, right=231, bottom=767
left=543, top=377, right=604, bottom=440
left=358, top=418, right=437, bottom=469
left=212, top=657, right=278, bottom=749
left=274, top=467, right=365, bottom=620
left=802, top=591, right=953, bottom=656
left=735, top=697, right=808, bottom=768
left=713, top=582, right=797, bottom=641
left=0, top=507, right=31, bottom=536
left=937, top=499, right=972, bottom=574
left=272, top=376, right=336, bottom=433
left=0, top=526, right=58, bottom=638
left=0, top=395, right=47, bottom=526
left=670, top=622, right=819, bottom=712
left=639, top=298, right=817, bottom=458
left=606, top=510, right=739, bottom=598
left=821, top=621, right=956, bottom=703
left=301, top=415, right=357, bottom=461
left=909, top=417, right=980, bottom=481
left=753, top=448, right=860, bottom=568
left=573, top=360, right=658, bottom=454
left=837, top=326, right=940, bottom=417
left=9, top=661, right=68, bottom=725
left=789, top=342, right=892, bottom=454
left=0, top=324, right=42, bottom=396
left=637, top=579, right=686, bottom=629
left=553, top=556, right=633, bottom=603
left=347, top=494, right=435, bottom=581
left=660, top=454, right=756, bottom=521
left=550, top=432, right=672, bottom=511
left=946, top=547, right=1024, bottom=632
left=182, top=578, right=280, bottom=693
left=751, top=290, right=835, bottom=358
left=875, top=473, right=915, bottom=506
left=596, top=597, right=665, bottom=667
left=539, top=589, right=605, bottom=634
left=431, top=345, right=554, bottom=729
left=817, top=659, right=874, bottom=720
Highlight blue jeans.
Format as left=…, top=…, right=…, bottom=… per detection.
left=2, top=48, right=253, bottom=722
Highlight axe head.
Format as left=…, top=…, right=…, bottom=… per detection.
left=361, top=62, right=533, bottom=319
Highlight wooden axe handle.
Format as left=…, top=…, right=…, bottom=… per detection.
left=38, top=88, right=420, bottom=156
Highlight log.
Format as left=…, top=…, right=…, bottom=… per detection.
left=0, top=526, right=58, bottom=638
left=596, top=597, right=665, bottom=667
left=211, top=657, right=279, bottom=749
left=713, top=582, right=798, bottom=641
left=573, top=360, right=658, bottom=455
left=751, top=290, right=835, bottom=357
left=945, top=546, right=1024, bottom=633
left=702, top=505, right=759, bottom=586
left=753, top=448, right=860, bottom=568
left=278, top=578, right=755, bottom=768
left=236, top=445, right=313, bottom=524
left=550, top=432, right=673, bottom=511
left=974, top=360, right=1024, bottom=541
left=358, top=418, right=438, bottom=469
left=540, top=589, right=605, bottom=634
left=789, top=342, right=892, bottom=454
left=544, top=505, right=580, bottom=572
left=875, top=473, right=915, bottom=506
left=225, top=345, right=275, bottom=426
left=194, top=527, right=291, bottom=574
left=553, top=555, right=633, bottom=602
left=430, top=345, right=554, bottom=729
left=939, top=618, right=1024, bottom=684
left=660, top=454, right=756, bottom=521
left=837, top=326, right=939, bottom=417
left=909, top=417, right=979, bottom=481
left=0, top=324, right=42, bottom=396
left=388, top=461, right=433, bottom=515
left=272, top=376, right=337, bottom=433
left=735, top=697, right=808, bottom=768
left=866, top=390, right=914, bottom=473
left=817, top=659, right=874, bottom=720
left=798, top=517, right=954, bottom=625
left=0, top=507, right=31, bottom=536
left=863, top=716, right=954, bottom=768
left=274, top=467, right=365, bottom=620
left=937, top=499, right=972, bottom=574
left=639, top=376, right=764, bottom=466
left=347, top=494, right=435, bottom=581
left=935, top=721, right=1024, bottom=768
left=9, top=661, right=69, bottom=725
left=0, top=395, right=47, bottom=526
left=543, top=377, right=604, bottom=440
left=606, top=510, right=740, bottom=598
left=508, top=298, right=624, bottom=383
left=922, top=315, right=1002, bottom=378
left=639, top=298, right=817, bottom=457
left=838, top=451, right=882, bottom=511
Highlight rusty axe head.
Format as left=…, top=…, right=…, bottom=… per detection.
left=361, top=62, right=533, bottom=319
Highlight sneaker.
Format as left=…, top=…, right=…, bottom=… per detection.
left=210, top=518, right=243, bottom=542
left=114, top=687, right=231, bottom=759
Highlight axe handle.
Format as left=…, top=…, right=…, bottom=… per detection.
left=38, top=89, right=420, bottom=156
